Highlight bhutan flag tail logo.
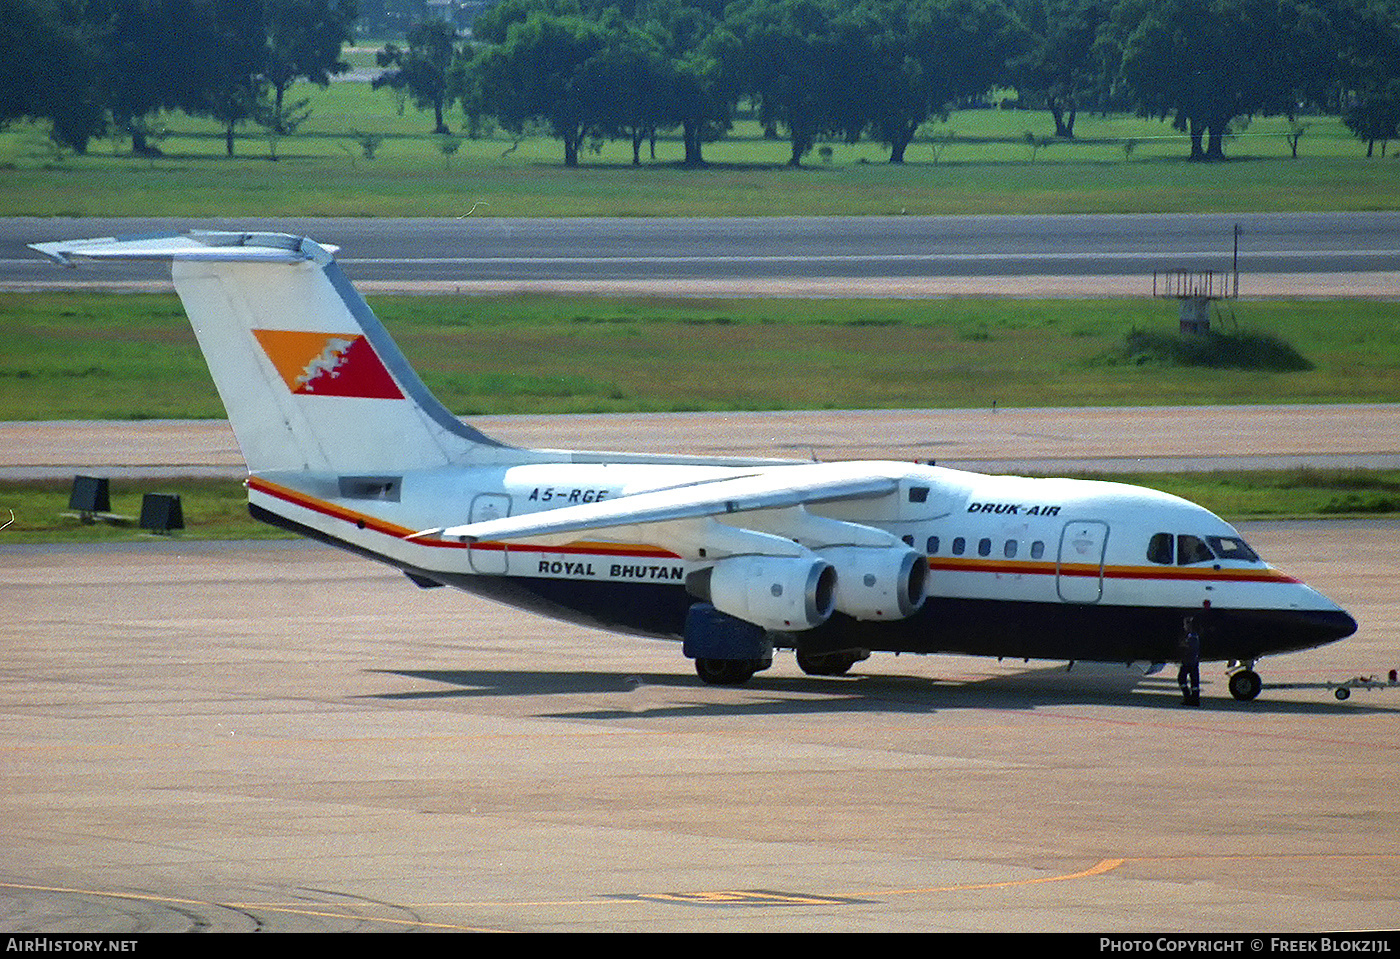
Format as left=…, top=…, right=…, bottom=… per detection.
left=252, top=329, right=403, bottom=400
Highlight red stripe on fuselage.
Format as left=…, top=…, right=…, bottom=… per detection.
left=246, top=477, right=681, bottom=559
left=929, top=557, right=1297, bottom=585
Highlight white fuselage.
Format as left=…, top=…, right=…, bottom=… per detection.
left=247, top=459, right=1352, bottom=663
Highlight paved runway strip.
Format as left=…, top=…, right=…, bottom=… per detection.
left=3, top=404, right=1399, bottom=480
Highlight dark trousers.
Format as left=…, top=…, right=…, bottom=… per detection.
left=1178, top=662, right=1200, bottom=702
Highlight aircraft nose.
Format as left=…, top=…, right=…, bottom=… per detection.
left=1316, top=608, right=1359, bottom=642
left=1220, top=606, right=1357, bottom=654
left=1288, top=607, right=1358, bottom=646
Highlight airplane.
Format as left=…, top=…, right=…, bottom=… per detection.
left=32, top=231, right=1358, bottom=701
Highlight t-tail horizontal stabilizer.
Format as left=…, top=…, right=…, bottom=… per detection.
left=30, top=231, right=511, bottom=475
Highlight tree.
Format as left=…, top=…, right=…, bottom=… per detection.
left=1008, top=0, right=1109, bottom=138
left=725, top=0, right=846, bottom=167
left=589, top=23, right=671, bottom=165
left=470, top=0, right=585, bottom=42
left=668, top=43, right=733, bottom=165
left=1283, top=119, right=1310, bottom=157
left=254, top=90, right=311, bottom=158
left=1105, top=0, right=1326, bottom=160
left=467, top=11, right=614, bottom=166
left=1335, top=0, right=1400, bottom=155
left=374, top=18, right=459, bottom=134
left=636, top=0, right=734, bottom=166
left=848, top=0, right=1018, bottom=163
left=98, top=0, right=204, bottom=154
left=195, top=0, right=270, bottom=156
left=263, top=0, right=359, bottom=133
left=1345, top=82, right=1400, bottom=154
left=1, top=0, right=107, bottom=153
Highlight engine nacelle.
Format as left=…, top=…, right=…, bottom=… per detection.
left=818, top=545, right=928, bottom=621
left=691, top=555, right=837, bottom=632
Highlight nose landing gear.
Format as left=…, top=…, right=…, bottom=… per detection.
left=1227, top=662, right=1263, bottom=701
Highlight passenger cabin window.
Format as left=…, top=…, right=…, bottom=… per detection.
left=978, top=537, right=992, bottom=557
left=1147, top=532, right=1174, bottom=565
left=952, top=537, right=966, bottom=556
left=1003, top=540, right=1018, bottom=558
left=1030, top=540, right=1045, bottom=560
left=927, top=536, right=940, bottom=554
left=1177, top=534, right=1216, bottom=565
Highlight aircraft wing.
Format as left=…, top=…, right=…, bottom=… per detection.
left=423, top=462, right=903, bottom=543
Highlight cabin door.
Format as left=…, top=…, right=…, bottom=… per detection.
left=1056, top=520, right=1109, bottom=604
left=467, top=493, right=512, bottom=575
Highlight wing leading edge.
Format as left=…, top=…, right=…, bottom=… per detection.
left=419, top=462, right=905, bottom=544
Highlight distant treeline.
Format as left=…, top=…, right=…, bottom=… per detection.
left=5, top=0, right=1400, bottom=163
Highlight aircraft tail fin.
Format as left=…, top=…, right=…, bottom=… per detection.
left=32, top=232, right=514, bottom=474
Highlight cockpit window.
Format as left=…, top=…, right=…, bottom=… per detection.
left=1207, top=536, right=1260, bottom=562
left=1177, top=534, right=1216, bottom=565
left=1149, top=532, right=1261, bottom=565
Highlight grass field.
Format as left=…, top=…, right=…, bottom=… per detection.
left=4, top=81, right=1396, bottom=539
left=0, top=477, right=279, bottom=543
left=4, top=289, right=1396, bottom=542
left=3, top=291, right=1397, bottom=421
left=1, top=80, right=1397, bottom=217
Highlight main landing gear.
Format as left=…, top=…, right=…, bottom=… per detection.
left=695, top=648, right=871, bottom=685
left=1226, top=661, right=1263, bottom=701
left=694, top=658, right=762, bottom=686
left=795, top=648, right=868, bottom=677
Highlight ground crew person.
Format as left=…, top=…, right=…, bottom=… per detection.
left=1178, top=617, right=1202, bottom=706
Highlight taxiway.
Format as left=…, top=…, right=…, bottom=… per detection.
left=1, top=410, right=1396, bottom=932
left=0, top=522, right=1396, bottom=933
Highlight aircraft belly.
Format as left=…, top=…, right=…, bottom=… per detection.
left=865, top=598, right=1191, bottom=661
left=863, top=598, right=1349, bottom=663
left=411, top=574, right=1346, bottom=665
left=433, top=573, right=695, bottom=639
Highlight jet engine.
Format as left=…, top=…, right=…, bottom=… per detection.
left=689, top=555, right=837, bottom=631
left=818, top=545, right=928, bottom=621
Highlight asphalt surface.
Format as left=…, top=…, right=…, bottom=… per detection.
left=1, top=520, right=1396, bottom=933
left=5, top=405, right=1398, bottom=481
left=5, top=213, right=1400, bottom=295
left=3, top=411, right=1399, bottom=933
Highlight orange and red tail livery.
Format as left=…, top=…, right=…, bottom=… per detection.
left=252, top=329, right=404, bottom=400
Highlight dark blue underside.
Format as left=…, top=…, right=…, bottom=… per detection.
left=439, top=570, right=1353, bottom=664
left=252, top=505, right=1355, bottom=664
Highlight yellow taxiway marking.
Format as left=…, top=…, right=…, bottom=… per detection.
left=8, top=853, right=1398, bottom=923
left=856, top=851, right=1400, bottom=900
left=858, top=856, right=1127, bottom=898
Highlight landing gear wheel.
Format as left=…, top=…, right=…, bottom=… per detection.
left=694, top=658, right=758, bottom=686
left=1335, top=687, right=1351, bottom=701
left=796, top=649, right=861, bottom=677
left=1228, top=669, right=1263, bottom=701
